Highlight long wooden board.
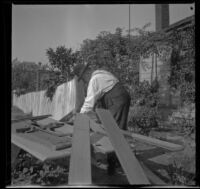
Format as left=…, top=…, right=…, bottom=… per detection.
left=121, top=130, right=183, bottom=152
left=55, top=124, right=74, bottom=136
left=96, top=109, right=150, bottom=185
left=12, top=114, right=52, bottom=123
left=68, top=114, right=91, bottom=185
left=12, top=133, right=71, bottom=162
left=19, top=131, right=72, bottom=151
left=89, top=118, right=183, bottom=152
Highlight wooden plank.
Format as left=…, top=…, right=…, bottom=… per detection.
left=12, top=114, right=52, bottom=123
left=89, top=119, right=183, bottom=152
left=140, top=162, right=166, bottom=185
left=96, top=109, right=150, bottom=185
left=121, top=130, right=184, bottom=152
left=54, top=124, right=74, bottom=136
left=12, top=133, right=71, bottom=162
left=68, top=114, right=91, bottom=185
left=19, top=132, right=72, bottom=151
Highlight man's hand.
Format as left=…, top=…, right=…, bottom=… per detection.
left=67, top=112, right=77, bottom=125
left=85, top=111, right=101, bottom=124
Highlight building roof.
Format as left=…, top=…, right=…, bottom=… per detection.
left=164, top=15, right=195, bottom=33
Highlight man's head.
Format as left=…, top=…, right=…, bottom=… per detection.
left=73, top=62, right=92, bottom=84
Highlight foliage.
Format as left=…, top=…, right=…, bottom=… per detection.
left=12, top=150, right=69, bottom=186
left=44, top=46, right=80, bottom=99
left=167, top=163, right=195, bottom=185
left=167, top=103, right=195, bottom=136
left=128, top=80, right=160, bottom=136
left=126, top=21, right=195, bottom=135
left=42, top=71, right=64, bottom=101
left=12, top=60, right=53, bottom=96
left=79, top=25, right=174, bottom=88
left=44, top=24, right=177, bottom=99
left=79, top=25, right=170, bottom=136
left=12, top=61, right=39, bottom=95
left=130, top=22, right=195, bottom=108
left=46, top=46, right=77, bottom=79
left=44, top=24, right=195, bottom=134
left=168, top=22, right=195, bottom=104
left=80, top=28, right=140, bottom=88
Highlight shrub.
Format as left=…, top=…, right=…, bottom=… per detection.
left=168, top=103, right=195, bottom=135
left=128, top=80, right=160, bottom=136
left=12, top=150, right=69, bottom=186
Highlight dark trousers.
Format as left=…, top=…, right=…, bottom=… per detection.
left=99, top=83, right=131, bottom=130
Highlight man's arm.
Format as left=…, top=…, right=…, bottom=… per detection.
left=80, top=77, right=102, bottom=114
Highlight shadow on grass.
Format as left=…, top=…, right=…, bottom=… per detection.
left=136, top=147, right=167, bottom=160
left=91, top=164, right=129, bottom=185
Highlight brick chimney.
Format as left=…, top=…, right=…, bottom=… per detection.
left=155, top=4, right=169, bottom=31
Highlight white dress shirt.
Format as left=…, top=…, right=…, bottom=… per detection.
left=80, top=70, right=119, bottom=113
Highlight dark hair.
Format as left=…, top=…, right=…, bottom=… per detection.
left=73, top=64, right=86, bottom=77
left=73, top=62, right=93, bottom=80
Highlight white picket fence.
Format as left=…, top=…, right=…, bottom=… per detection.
left=12, top=78, right=85, bottom=121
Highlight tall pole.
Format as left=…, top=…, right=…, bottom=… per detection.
left=128, top=4, right=131, bottom=79
left=151, top=53, right=154, bottom=85
left=155, top=53, right=157, bottom=81
left=129, top=4, right=130, bottom=45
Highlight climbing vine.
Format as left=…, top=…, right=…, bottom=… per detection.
left=168, top=22, right=195, bottom=104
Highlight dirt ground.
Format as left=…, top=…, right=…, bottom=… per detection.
left=10, top=106, right=195, bottom=186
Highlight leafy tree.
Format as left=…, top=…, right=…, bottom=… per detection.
left=46, top=46, right=77, bottom=80
left=12, top=61, right=39, bottom=95
left=44, top=21, right=195, bottom=112
left=45, top=46, right=82, bottom=99
left=12, top=59, right=53, bottom=96
left=80, top=27, right=135, bottom=88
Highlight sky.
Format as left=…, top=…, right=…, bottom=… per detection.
left=12, top=4, right=195, bottom=64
